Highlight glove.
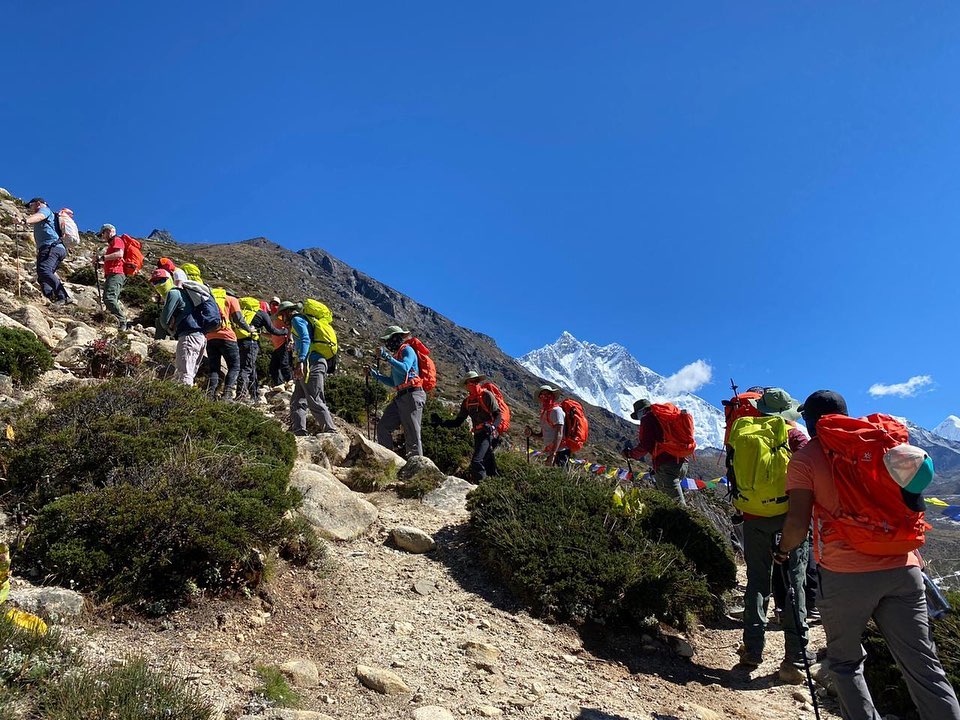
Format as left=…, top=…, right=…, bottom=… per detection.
left=379, top=347, right=391, bottom=360
left=621, top=442, right=633, bottom=458
left=429, top=412, right=443, bottom=427
left=485, top=423, right=499, bottom=440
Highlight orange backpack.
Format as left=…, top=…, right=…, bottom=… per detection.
left=722, top=391, right=763, bottom=445
left=560, top=399, right=589, bottom=452
left=817, top=413, right=929, bottom=556
left=650, top=403, right=697, bottom=459
left=400, top=338, right=437, bottom=392
left=475, top=381, right=510, bottom=434
left=121, top=235, right=144, bottom=276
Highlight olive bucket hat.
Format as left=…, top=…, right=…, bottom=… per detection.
left=379, top=325, right=411, bottom=342
left=629, top=398, right=653, bottom=420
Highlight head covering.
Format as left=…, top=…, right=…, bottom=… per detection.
left=537, top=384, right=560, bottom=396
left=172, top=269, right=188, bottom=285
left=277, top=301, right=297, bottom=313
left=797, top=390, right=847, bottom=418
left=27, top=197, right=46, bottom=206
left=180, top=262, right=203, bottom=282
left=884, top=444, right=934, bottom=511
left=150, top=268, right=174, bottom=296
left=462, top=371, right=486, bottom=385
left=630, top=398, right=653, bottom=420
left=157, top=257, right=177, bottom=273
left=380, top=325, right=411, bottom=342
left=150, top=268, right=170, bottom=283
left=271, top=296, right=281, bottom=305
left=755, top=388, right=801, bottom=421
left=99, top=223, right=116, bottom=235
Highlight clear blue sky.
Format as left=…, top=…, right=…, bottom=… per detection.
left=4, top=2, right=958, bottom=428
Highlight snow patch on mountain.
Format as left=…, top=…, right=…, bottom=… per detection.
left=518, top=331, right=726, bottom=449
left=934, top=416, right=960, bottom=443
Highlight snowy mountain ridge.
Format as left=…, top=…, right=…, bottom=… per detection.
left=934, top=415, right=960, bottom=443
left=518, top=331, right=726, bottom=449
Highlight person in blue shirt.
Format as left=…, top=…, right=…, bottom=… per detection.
left=21, top=197, right=71, bottom=305
left=368, top=326, right=426, bottom=458
left=282, top=302, right=336, bottom=435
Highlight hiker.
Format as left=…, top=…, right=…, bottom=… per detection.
left=430, top=371, right=508, bottom=481
left=180, top=262, right=203, bottom=283
left=156, top=257, right=178, bottom=274
left=268, top=297, right=292, bottom=386
left=283, top=301, right=336, bottom=435
left=206, top=289, right=253, bottom=401
left=234, top=296, right=287, bottom=403
left=22, top=198, right=71, bottom=305
left=726, top=387, right=812, bottom=681
left=622, top=399, right=696, bottom=506
left=93, top=223, right=128, bottom=330
left=369, top=326, right=430, bottom=457
left=153, top=269, right=209, bottom=386
left=779, top=390, right=960, bottom=720
left=524, top=384, right=568, bottom=466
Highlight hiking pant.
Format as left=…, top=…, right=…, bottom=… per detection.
left=103, top=272, right=127, bottom=325
left=290, top=357, right=335, bottom=434
left=378, top=387, right=426, bottom=458
left=818, top=566, right=960, bottom=720
left=773, top=547, right=820, bottom=612
left=236, top=338, right=259, bottom=400
left=654, top=460, right=688, bottom=506
left=174, top=332, right=206, bottom=387
left=742, top=515, right=809, bottom=662
left=207, top=339, right=240, bottom=399
left=469, top=429, right=499, bottom=481
left=269, top=345, right=292, bottom=385
left=36, top=242, right=68, bottom=302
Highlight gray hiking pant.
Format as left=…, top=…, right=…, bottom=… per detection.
left=103, top=272, right=127, bottom=325
left=742, top=515, right=808, bottom=661
left=654, top=460, right=688, bottom=506
left=174, top=332, right=206, bottom=387
left=290, top=358, right=335, bottom=434
left=819, top=566, right=960, bottom=720
left=378, top=387, right=426, bottom=458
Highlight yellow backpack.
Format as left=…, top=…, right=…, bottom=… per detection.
left=298, top=299, right=338, bottom=360
left=236, top=297, right=261, bottom=340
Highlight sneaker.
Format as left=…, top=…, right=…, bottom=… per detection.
left=778, top=660, right=806, bottom=685
left=737, top=644, right=763, bottom=668
left=807, top=607, right=821, bottom=624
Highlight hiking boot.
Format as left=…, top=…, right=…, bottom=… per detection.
left=737, top=644, right=762, bottom=668
left=778, top=660, right=806, bottom=685
left=807, top=607, right=821, bottom=624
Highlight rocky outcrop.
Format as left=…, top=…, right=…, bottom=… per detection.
left=289, top=463, right=378, bottom=541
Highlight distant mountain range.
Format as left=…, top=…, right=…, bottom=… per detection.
left=518, top=332, right=726, bottom=449
left=934, top=416, right=960, bottom=443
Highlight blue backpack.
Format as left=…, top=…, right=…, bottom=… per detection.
left=180, top=281, right=222, bottom=334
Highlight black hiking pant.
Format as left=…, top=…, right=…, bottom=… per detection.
left=207, top=339, right=240, bottom=399
left=469, top=429, right=499, bottom=482
left=269, top=345, right=292, bottom=385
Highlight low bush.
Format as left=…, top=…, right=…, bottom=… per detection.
left=3, top=379, right=299, bottom=610
left=0, top=327, right=53, bottom=388
left=325, top=373, right=387, bottom=426
left=254, top=664, right=301, bottom=708
left=67, top=266, right=97, bottom=286
left=468, top=465, right=736, bottom=630
left=863, top=590, right=960, bottom=719
left=348, top=455, right=398, bottom=492
left=133, top=301, right=162, bottom=331
left=81, top=334, right=143, bottom=379
left=0, top=612, right=74, bottom=706
left=421, top=397, right=474, bottom=474
left=38, top=658, right=214, bottom=720
left=119, top=274, right=156, bottom=308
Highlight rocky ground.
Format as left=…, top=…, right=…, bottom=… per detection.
left=0, top=188, right=845, bottom=720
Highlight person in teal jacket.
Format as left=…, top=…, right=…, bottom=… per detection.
left=368, top=325, right=426, bottom=458
left=284, top=302, right=335, bottom=435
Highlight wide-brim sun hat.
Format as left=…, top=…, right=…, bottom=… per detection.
left=537, top=384, right=560, bottom=396
left=277, top=301, right=298, bottom=312
left=462, top=371, right=486, bottom=384
left=380, top=325, right=411, bottom=342
left=630, top=398, right=652, bottom=420
left=755, top=387, right=801, bottom=421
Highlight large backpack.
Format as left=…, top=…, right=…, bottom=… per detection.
left=236, top=297, right=261, bottom=340
left=728, top=416, right=791, bottom=516
left=650, top=403, right=697, bottom=459
left=722, top=391, right=763, bottom=445
left=181, top=281, right=222, bottom=334
left=817, top=413, right=930, bottom=556
left=400, top=338, right=437, bottom=392
left=120, top=235, right=144, bottom=276
left=560, top=399, right=589, bottom=452
left=54, top=209, right=80, bottom=250
left=474, top=381, right=510, bottom=434
left=300, top=299, right=338, bottom=360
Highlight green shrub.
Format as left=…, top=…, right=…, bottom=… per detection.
left=38, top=657, right=214, bottom=720
left=421, top=397, right=474, bottom=474
left=325, top=373, right=387, bottom=425
left=4, top=379, right=299, bottom=610
left=119, top=274, right=156, bottom=308
left=0, top=327, right=53, bottom=388
left=254, top=665, right=301, bottom=708
left=277, top=514, right=325, bottom=566
left=348, top=456, right=398, bottom=492
left=133, top=301, right=162, bottom=331
left=67, top=266, right=97, bottom=286
left=256, top=336, right=275, bottom=385
left=467, top=466, right=736, bottom=630
left=0, top=612, right=74, bottom=699
left=80, top=334, right=143, bottom=379
left=863, top=590, right=960, bottom=719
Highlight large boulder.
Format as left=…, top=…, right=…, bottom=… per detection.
left=8, top=306, right=53, bottom=347
left=9, top=585, right=85, bottom=620
left=0, top=312, right=36, bottom=338
left=289, top=463, right=378, bottom=541
left=55, top=324, right=98, bottom=352
left=341, top=425, right=406, bottom=470
left=423, top=476, right=477, bottom=514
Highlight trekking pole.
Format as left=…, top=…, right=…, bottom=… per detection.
left=365, top=371, right=373, bottom=440
left=14, top=218, right=23, bottom=298
left=526, top=434, right=530, bottom=464
left=94, top=260, right=104, bottom=313
left=776, top=535, right=821, bottom=720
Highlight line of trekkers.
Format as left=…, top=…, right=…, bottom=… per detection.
left=20, top=201, right=958, bottom=720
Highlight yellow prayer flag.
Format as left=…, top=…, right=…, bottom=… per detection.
left=4, top=425, right=13, bottom=441
left=926, top=498, right=950, bottom=507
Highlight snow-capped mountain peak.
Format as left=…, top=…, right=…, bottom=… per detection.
left=934, top=415, right=960, bottom=443
left=518, top=332, right=725, bottom=449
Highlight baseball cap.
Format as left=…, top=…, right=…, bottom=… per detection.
left=798, top=390, right=848, bottom=418
left=884, top=444, right=934, bottom=511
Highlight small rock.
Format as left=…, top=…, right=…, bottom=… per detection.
left=476, top=707, right=503, bottom=718
left=688, top=703, right=723, bottom=720
left=356, top=664, right=410, bottom=695
left=792, top=690, right=811, bottom=704
left=280, top=659, right=320, bottom=688
left=413, top=580, right=435, bottom=596
left=463, top=641, right=500, bottom=665
left=529, top=681, right=547, bottom=697
left=222, top=650, right=241, bottom=664
left=393, top=621, right=414, bottom=635
left=412, top=707, right=455, bottom=720
left=802, top=703, right=814, bottom=712
left=391, top=526, right=436, bottom=553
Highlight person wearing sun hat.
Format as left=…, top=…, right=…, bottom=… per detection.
left=430, top=371, right=503, bottom=481
left=523, top=384, right=568, bottom=466
left=622, top=398, right=690, bottom=506
left=778, top=390, right=960, bottom=719
left=369, top=326, right=427, bottom=457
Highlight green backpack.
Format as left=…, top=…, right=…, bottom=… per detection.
left=298, top=299, right=338, bottom=360
left=728, top=415, right=792, bottom=517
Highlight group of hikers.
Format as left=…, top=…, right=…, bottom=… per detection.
left=18, top=198, right=958, bottom=720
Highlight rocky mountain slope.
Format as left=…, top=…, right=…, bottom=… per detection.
left=935, top=415, right=960, bottom=443
left=519, top=332, right=726, bottom=449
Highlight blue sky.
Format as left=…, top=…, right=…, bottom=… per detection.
left=4, top=2, right=958, bottom=428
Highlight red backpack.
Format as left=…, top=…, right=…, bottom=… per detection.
left=121, top=235, right=144, bottom=276
left=816, top=413, right=929, bottom=556
left=472, top=382, right=510, bottom=434
left=400, top=338, right=437, bottom=392
left=722, top=391, right=763, bottom=445
left=560, top=399, right=589, bottom=452
left=650, top=403, right=697, bottom=459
